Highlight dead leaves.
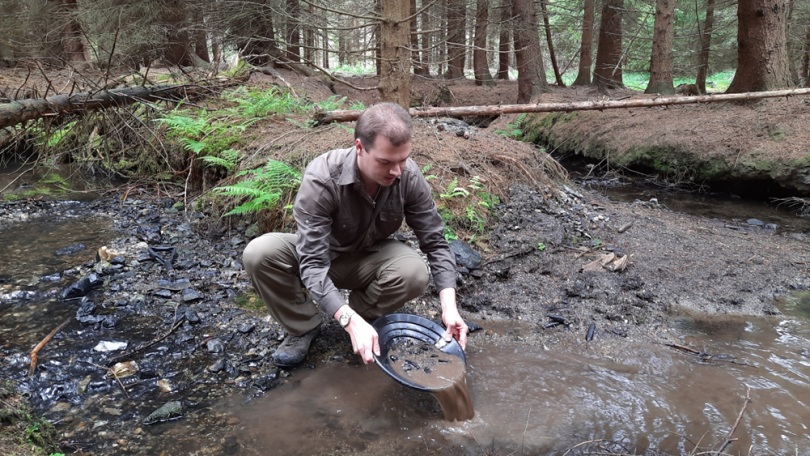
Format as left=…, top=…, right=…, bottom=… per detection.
left=581, top=252, right=632, bottom=272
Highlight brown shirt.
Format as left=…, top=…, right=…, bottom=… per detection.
left=294, top=146, right=457, bottom=317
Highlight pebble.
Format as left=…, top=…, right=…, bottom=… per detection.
left=207, top=338, right=225, bottom=353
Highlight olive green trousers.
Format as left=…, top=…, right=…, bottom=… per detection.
left=243, top=233, right=429, bottom=336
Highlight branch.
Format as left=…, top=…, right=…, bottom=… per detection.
left=716, top=387, right=752, bottom=454
left=29, top=318, right=71, bottom=376
left=398, top=0, right=440, bottom=24
left=299, top=0, right=381, bottom=21
left=314, top=88, right=810, bottom=123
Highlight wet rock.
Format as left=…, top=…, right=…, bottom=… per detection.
left=207, top=359, right=226, bottom=372
left=449, top=240, right=482, bottom=270
left=158, top=278, right=191, bottom=291
left=55, top=243, right=86, bottom=256
left=245, top=224, right=259, bottom=238
left=762, top=302, right=781, bottom=315
left=76, top=302, right=105, bottom=325
left=136, top=225, right=162, bottom=244
left=207, top=338, right=225, bottom=353
left=746, top=218, right=765, bottom=226
left=93, top=340, right=128, bottom=352
left=77, top=376, right=92, bottom=394
left=143, top=401, right=183, bottom=425
left=50, top=402, right=72, bottom=413
left=108, top=361, right=139, bottom=379
left=765, top=223, right=779, bottom=230
left=182, top=289, right=202, bottom=303
left=61, top=273, right=103, bottom=299
left=238, top=323, right=255, bottom=334
left=175, top=259, right=199, bottom=270
left=183, top=307, right=201, bottom=324
left=109, top=256, right=126, bottom=265
left=461, top=294, right=492, bottom=312
left=153, top=289, right=172, bottom=298
left=41, top=273, right=61, bottom=282
left=253, top=370, right=279, bottom=392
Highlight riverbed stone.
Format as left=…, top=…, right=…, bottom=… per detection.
left=449, top=240, right=482, bottom=270
left=143, top=401, right=183, bottom=425
left=207, top=338, right=225, bottom=353
left=182, top=289, right=202, bottom=302
left=747, top=218, right=765, bottom=226
left=55, top=243, right=86, bottom=256
left=61, top=273, right=103, bottom=299
left=207, top=359, right=226, bottom=372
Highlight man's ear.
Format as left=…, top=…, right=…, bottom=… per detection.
left=355, top=138, right=364, bottom=155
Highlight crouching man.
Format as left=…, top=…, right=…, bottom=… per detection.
left=243, top=102, right=468, bottom=367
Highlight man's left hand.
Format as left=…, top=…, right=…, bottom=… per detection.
left=439, top=288, right=468, bottom=350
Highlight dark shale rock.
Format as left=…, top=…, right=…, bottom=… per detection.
left=449, top=239, right=482, bottom=270
left=55, top=243, right=86, bottom=256
left=136, top=225, right=162, bottom=244
left=61, top=273, right=103, bottom=299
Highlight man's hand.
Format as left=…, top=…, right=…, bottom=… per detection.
left=439, top=288, right=468, bottom=350
left=336, top=305, right=380, bottom=364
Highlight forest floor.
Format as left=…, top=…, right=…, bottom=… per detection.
left=1, top=66, right=810, bottom=454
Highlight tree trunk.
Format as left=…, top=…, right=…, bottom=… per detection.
left=593, top=0, right=624, bottom=89
left=727, top=0, right=791, bottom=92
left=59, top=0, right=89, bottom=63
left=316, top=87, right=810, bottom=124
left=572, top=0, right=595, bottom=86
left=473, top=0, right=494, bottom=85
left=695, top=0, right=715, bottom=93
left=540, top=0, right=564, bottom=86
left=338, top=27, right=347, bottom=65
left=799, top=13, right=810, bottom=87
left=379, top=0, right=412, bottom=108
left=375, top=0, right=382, bottom=76
left=164, top=0, right=193, bottom=67
left=411, top=0, right=427, bottom=75
left=286, top=0, right=301, bottom=63
left=420, top=0, right=433, bottom=75
left=304, top=3, right=315, bottom=63
left=513, top=0, right=549, bottom=102
left=446, top=0, right=467, bottom=78
left=193, top=12, right=210, bottom=64
left=322, top=27, right=330, bottom=69
left=786, top=0, right=798, bottom=84
left=497, top=0, right=511, bottom=79
left=645, top=0, right=675, bottom=94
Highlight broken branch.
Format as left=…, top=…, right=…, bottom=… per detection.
left=29, top=317, right=71, bottom=376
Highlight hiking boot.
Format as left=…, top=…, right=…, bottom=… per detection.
left=272, top=327, right=320, bottom=367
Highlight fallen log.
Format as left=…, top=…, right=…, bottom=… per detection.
left=314, top=87, right=810, bottom=124
left=0, top=80, right=237, bottom=129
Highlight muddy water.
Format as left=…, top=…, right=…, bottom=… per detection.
left=221, top=294, right=810, bottom=456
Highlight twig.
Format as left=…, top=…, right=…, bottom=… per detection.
left=716, top=387, right=752, bottom=454
left=562, top=439, right=604, bottom=456
left=107, top=315, right=186, bottom=364
left=29, top=318, right=71, bottom=376
left=494, top=154, right=541, bottom=188
left=89, top=363, right=130, bottom=399
left=508, top=406, right=532, bottom=456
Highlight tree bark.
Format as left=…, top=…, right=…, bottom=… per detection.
left=379, top=0, right=412, bottom=108
left=164, top=0, right=194, bottom=67
left=286, top=0, right=301, bottom=63
left=497, top=0, right=512, bottom=79
left=726, top=0, right=791, bottom=92
left=316, top=88, right=810, bottom=123
left=593, top=0, right=624, bottom=89
left=474, top=0, right=494, bottom=85
left=58, top=0, right=89, bottom=63
left=799, top=13, right=810, bottom=87
left=513, top=0, right=549, bottom=102
left=446, top=0, right=467, bottom=78
left=645, top=0, right=675, bottom=94
left=0, top=84, right=219, bottom=129
left=192, top=11, right=210, bottom=64
left=540, top=0, right=564, bottom=86
left=572, top=0, right=595, bottom=86
left=695, top=0, right=715, bottom=93
left=411, top=0, right=428, bottom=75
left=786, top=0, right=798, bottom=84
left=322, top=27, right=330, bottom=69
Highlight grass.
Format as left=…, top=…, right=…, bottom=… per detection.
left=623, top=69, right=735, bottom=92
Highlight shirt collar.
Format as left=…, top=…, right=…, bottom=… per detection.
left=338, top=146, right=358, bottom=186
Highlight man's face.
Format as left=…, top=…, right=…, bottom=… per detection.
left=356, top=135, right=411, bottom=189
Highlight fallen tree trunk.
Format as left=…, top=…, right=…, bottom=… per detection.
left=0, top=82, right=222, bottom=129
left=314, top=87, right=810, bottom=124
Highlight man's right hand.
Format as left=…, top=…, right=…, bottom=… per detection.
left=336, top=306, right=380, bottom=364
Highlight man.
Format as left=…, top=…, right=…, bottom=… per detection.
left=243, top=102, right=467, bottom=367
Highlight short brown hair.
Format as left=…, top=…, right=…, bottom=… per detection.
left=355, top=102, right=412, bottom=149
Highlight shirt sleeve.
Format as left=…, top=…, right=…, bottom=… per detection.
left=403, top=168, right=457, bottom=291
left=294, top=172, right=346, bottom=317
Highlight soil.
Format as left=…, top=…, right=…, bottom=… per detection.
left=1, top=66, right=810, bottom=454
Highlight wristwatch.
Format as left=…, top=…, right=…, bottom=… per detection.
left=339, top=309, right=355, bottom=328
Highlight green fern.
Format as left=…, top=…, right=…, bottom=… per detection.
left=215, top=160, right=302, bottom=216
left=202, top=148, right=241, bottom=172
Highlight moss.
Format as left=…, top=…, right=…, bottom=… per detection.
left=234, top=291, right=267, bottom=312
left=0, top=380, right=60, bottom=456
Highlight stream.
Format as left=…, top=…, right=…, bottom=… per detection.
left=0, top=187, right=809, bottom=455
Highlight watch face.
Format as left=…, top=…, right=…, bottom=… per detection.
left=340, top=313, right=349, bottom=326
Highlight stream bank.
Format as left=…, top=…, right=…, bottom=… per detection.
left=491, top=88, right=810, bottom=196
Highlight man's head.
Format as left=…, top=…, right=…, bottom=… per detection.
left=355, top=103, right=413, bottom=189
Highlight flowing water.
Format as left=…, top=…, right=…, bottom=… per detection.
left=216, top=297, right=810, bottom=455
